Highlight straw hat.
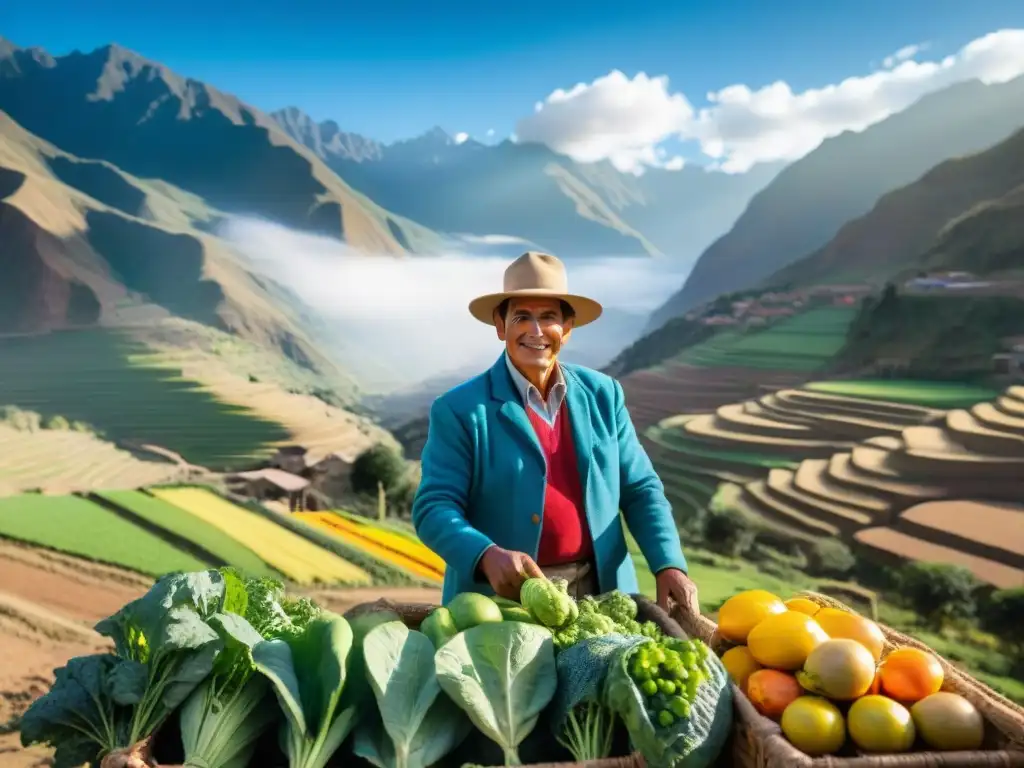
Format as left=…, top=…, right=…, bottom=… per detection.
left=468, top=251, right=603, bottom=327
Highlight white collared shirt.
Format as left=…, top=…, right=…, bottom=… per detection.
left=504, top=351, right=566, bottom=427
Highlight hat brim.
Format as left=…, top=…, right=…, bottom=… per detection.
left=468, top=289, right=603, bottom=327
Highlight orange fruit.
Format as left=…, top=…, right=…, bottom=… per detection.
left=781, top=696, right=846, bottom=755
left=747, top=611, right=829, bottom=670
left=847, top=695, right=916, bottom=753
left=879, top=648, right=944, bottom=703
left=721, top=646, right=763, bottom=691
left=746, top=669, right=804, bottom=719
left=784, top=597, right=821, bottom=616
left=718, top=590, right=787, bottom=644
left=814, top=607, right=886, bottom=663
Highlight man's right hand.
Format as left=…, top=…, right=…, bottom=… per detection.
left=478, top=546, right=544, bottom=600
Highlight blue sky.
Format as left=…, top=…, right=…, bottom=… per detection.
left=5, top=0, right=1024, bottom=148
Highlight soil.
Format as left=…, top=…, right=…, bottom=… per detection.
left=0, top=537, right=441, bottom=766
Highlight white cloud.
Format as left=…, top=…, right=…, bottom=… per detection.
left=486, top=128, right=495, bottom=137
left=453, top=131, right=469, bottom=144
left=883, top=42, right=928, bottom=69
left=515, top=29, right=1024, bottom=174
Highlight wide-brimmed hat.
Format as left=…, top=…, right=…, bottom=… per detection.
left=468, top=251, right=603, bottom=327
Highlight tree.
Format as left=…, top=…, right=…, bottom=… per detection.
left=898, top=562, right=978, bottom=628
left=350, top=443, right=408, bottom=497
left=979, top=587, right=1024, bottom=648
left=805, top=539, right=856, bottom=579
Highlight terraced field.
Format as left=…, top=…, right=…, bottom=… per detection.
left=805, top=379, right=1000, bottom=409
left=0, top=424, right=181, bottom=495
left=725, top=385, right=1024, bottom=587
left=0, top=330, right=290, bottom=470
left=149, top=486, right=372, bottom=585
left=0, top=493, right=208, bottom=575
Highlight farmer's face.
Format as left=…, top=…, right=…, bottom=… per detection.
left=495, top=297, right=573, bottom=372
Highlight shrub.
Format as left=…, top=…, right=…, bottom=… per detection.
left=898, top=561, right=978, bottom=629
left=805, top=539, right=856, bottom=579
left=979, top=587, right=1024, bottom=651
left=42, top=414, right=70, bottom=430
left=1, top=405, right=41, bottom=432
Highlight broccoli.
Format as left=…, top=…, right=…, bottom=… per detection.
left=521, top=576, right=576, bottom=630
left=553, top=623, right=581, bottom=651
left=597, top=591, right=638, bottom=623
left=576, top=613, right=619, bottom=639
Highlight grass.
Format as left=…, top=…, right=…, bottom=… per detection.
left=0, top=493, right=208, bottom=575
left=0, top=329, right=290, bottom=469
left=648, top=427, right=799, bottom=470
left=804, top=379, right=1000, bottom=409
left=96, top=490, right=280, bottom=579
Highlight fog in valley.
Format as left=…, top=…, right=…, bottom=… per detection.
left=220, top=216, right=688, bottom=392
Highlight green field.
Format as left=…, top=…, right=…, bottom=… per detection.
left=0, top=493, right=207, bottom=575
left=96, top=490, right=280, bottom=579
left=648, top=426, right=799, bottom=470
left=0, top=330, right=289, bottom=469
left=804, top=379, right=1000, bottom=409
left=673, top=307, right=857, bottom=371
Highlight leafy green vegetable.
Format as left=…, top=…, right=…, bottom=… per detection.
left=434, top=622, right=557, bottom=766
left=419, top=606, right=460, bottom=650
left=604, top=637, right=733, bottom=768
left=520, top=577, right=577, bottom=630
left=252, top=612, right=358, bottom=768
left=243, top=576, right=323, bottom=641
left=352, top=621, right=471, bottom=768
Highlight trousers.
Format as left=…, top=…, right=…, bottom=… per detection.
left=540, top=559, right=600, bottom=600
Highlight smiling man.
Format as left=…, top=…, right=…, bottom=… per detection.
left=412, top=251, right=698, bottom=618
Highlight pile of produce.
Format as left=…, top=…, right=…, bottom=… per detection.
left=717, top=589, right=988, bottom=756
left=20, top=570, right=733, bottom=768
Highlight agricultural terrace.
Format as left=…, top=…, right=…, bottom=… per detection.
left=0, top=330, right=289, bottom=469
left=724, top=385, right=1024, bottom=588
left=296, top=511, right=445, bottom=584
left=804, top=379, right=1000, bottom=409
left=94, top=490, right=280, bottom=579
left=0, top=494, right=208, bottom=576
left=149, top=487, right=372, bottom=586
left=0, top=423, right=180, bottom=496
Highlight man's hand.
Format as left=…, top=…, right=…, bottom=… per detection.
left=478, top=546, right=545, bottom=600
left=656, top=568, right=700, bottom=617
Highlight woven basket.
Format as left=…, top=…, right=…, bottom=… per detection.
left=347, top=592, right=692, bottom=768
left=672, top=590, right=1024, bottom=768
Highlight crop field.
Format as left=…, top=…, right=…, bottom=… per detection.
left=0, top=330, right=290, bottom=469
left=0, top=493, right=207, bottom=575
left=95, top=490, right=280, bottom=579
left=805, top=379, right=1000, bottom=409
left=296, top=512, right=445, bottom=583
left=149, top=486, right=372, bottom=585
left=0, top=424, right=180, bottom=495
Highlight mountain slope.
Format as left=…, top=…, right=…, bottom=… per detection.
left=766, top=125, right=1024, bottom=287
left=649, top=74, right=1024, bottom=328
left=273, top=107, right=782, bottom=263
left=0, top=38, right=439, bottom=255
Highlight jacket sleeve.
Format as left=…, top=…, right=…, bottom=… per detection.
left=614, top=379, right=688, bottom=575
left=412, top=397, right=495, bottom=586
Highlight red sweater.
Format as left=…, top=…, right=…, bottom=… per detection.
left=527, top=405, right=593, bottom=565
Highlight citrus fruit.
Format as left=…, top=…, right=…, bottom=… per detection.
left=847, top=695, right=916, bottom=753
left=746, top=669, right=804, bottom=719
left=780, top=696, right=846, bottom=756
left=721, top=646, right=763, bottom=690
left=784, top=597, right=821, bottom=616
left=911, top=692, right=985, bottom=751
left=879, top=647, right=944, bottom=702
left=718, top=590, right=787, bottom=644
left=797, top=638, right=877, bottom=700
left=814, top=607, right=886, bottom=663
left=747, top=611, right=829, bottom=670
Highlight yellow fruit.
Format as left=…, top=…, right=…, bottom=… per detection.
left=797, top=638, right=877, bottom=700
left=718, top=590, right=787, bottom=644
left=721, top=646, right=763, bottom=690
left=747, top=611, right=829, bottom=671
left=814, top=607, right=886, bottom=663
left=780, top=696, right=846, bottom=756
left=784, top=597, right=821, bottom=616
left=911, top=692, right=985, bottom=751
left=847, top=695, right=916, bottom=753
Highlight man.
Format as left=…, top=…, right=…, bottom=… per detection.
left=411, top=251, right=698, bottom=617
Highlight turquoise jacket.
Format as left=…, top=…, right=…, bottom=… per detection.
left=412, top=353, right=687, bottom=605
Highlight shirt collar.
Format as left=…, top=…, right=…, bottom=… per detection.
left=504, top=351, right=566, bottom=410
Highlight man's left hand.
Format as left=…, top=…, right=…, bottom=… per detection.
left=656, top=568, right=700, bottom=617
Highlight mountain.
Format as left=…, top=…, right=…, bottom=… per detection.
left=0, top=38, right=439, bottom=255
left=648, top=74, right=1024, bottom=329
left=272, top=107, right=783, bottom=265
left=765, top=125, right=1024, bottom=288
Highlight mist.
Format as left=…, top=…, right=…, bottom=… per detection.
left=219, top=216, right=688, bottom=390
